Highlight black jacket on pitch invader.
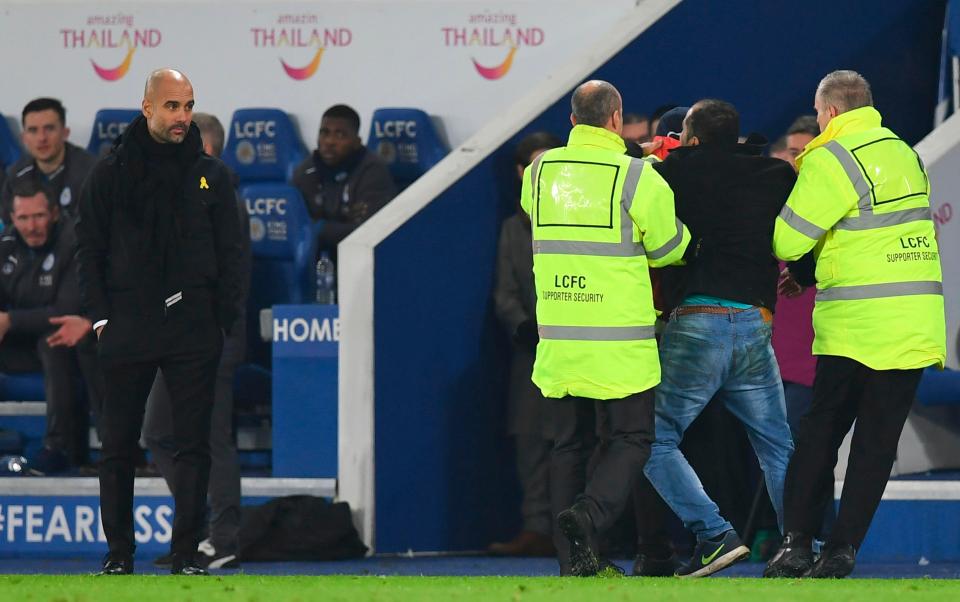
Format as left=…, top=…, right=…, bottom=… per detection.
left=0, top=219, right=81, bottom=336
left=76, top=115, right=243, bottom=360
left=652, top=142, right=797, bottom=312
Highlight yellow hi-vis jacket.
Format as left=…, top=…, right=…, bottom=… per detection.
left=773, top=106, right=945, bottom=370
left=520, top=124, right=690, bottom=399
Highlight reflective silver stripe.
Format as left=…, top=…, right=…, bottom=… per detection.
left=817, top=280, right=943, bottom=302
left=823, top=141, right=872, bottom=213
left=835, top=206, right=932, bottom=231
left=534, top=240, right=644, bottom=257
left=647, top=218, right=685, bottom=260
left=779, top=204, right=827, bottom=239
left=534, top=159, right=647, bottom=258
left=621, top=159, right=645, bottom=213
left=539, top=324, right=656, bottom=341
left=530, top=153, right=544, bottom=193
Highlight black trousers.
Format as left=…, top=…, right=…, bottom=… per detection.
left=782, top=355, right=922, bottom=549
left=143, top=329, right=244, bottom=555
left=99, top=343, right=221, bottom=557
left=545, top=390, right=655, bottom=565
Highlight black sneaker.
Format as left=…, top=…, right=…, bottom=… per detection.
left=676, top=530, right=750, bottom=578
left=632, top=551, right=678, bottom=577
left=96, top=553, right=133, bottom=575
left=804, top=543, right=855, bottom=578
left=764, top=532, right=814, bottom=578
left=197, top=538, right=240, bottom=570
left=557, top=503, right=600, bottom=577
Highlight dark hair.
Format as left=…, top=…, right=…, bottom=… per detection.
left=571, top=80, right=621, bottom=128
left=322, top=104, right=361, bottom=135
left=514, top=131, right=562, bottom=168
left=769, top=136, right=788, bottom=155
left=786, top=115, right=820, bottom=138
left=22, top=97, right=66, bottom=126
left=686, top=99, right=739, bottom=146
left=650, top=104, right=678, bottom=122
left=192, top=112, right=225, bottom=157
left=9, top=177, right=54, bottom=212
left=623, top=112, right=648, bottom=125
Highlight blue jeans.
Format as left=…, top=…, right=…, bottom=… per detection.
left=643, top=308, right=794, bottom=541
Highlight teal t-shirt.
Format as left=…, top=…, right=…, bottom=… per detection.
left=681, top=294, right=753, bottom=309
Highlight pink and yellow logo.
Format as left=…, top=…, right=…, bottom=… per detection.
left=251, top=15, right=351, bottom=81
left=443, top=12, right=543, bottom=80
left=61, top=14, right=161, bottom=81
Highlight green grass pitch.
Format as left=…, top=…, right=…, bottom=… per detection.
left=2, top=575, right=960, bottom=602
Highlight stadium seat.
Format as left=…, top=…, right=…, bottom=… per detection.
left=0, top=113, right=22, bottom=172
left=86, top=109, right=141, bottom=157
left=916, top=366, right=960, bottom=406
left=0, top=372, right=44, bottom=401
left=240, top=182, right=321, bottom=365
left=223, top=109, right=308, bottom=183
left=367, top=107, right=449, bottom=190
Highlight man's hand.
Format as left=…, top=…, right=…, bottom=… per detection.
left=0, top=311, right=10, bottom=343
left=639, top=138, right=663, bottom=157
left=47, top=315, right=93, bottom=348
left=778, top=267, right=805, bottom=298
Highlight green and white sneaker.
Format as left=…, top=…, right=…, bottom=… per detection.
left=677, top=530, right=750, bottom=578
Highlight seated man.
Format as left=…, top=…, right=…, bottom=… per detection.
left=0, top=179, right=100, bottom=473
left=292, top=104, right=397, bottom=261
left=1, top=98, right=96, bottom=222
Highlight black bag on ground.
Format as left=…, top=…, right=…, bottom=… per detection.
left=239, top=495, right=368, bottom=561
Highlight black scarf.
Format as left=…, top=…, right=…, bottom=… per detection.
left=113, top=115, right=203, bottom=298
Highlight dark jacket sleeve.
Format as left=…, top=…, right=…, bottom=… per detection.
left=493, top=220, right=530, bottom=336
left=318, top=160, right=397, bottom=248
left=0, top=167, right=12, bottom=225
left=75, top=163, right=113, bottom=324
left=211, top=166, right=244, bottom=334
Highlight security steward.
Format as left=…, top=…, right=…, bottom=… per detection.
left=522, top=80, right=690, bottom=576
left=76, top=68, right=243, bottom=576
left=0, top=180, right=100, bottom=473
left=766, top=70, right=945, bottom=579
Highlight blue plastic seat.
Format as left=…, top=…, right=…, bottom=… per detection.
left=223, top=109, right=308, bottom=183
left=240, top=182, right=321, bottom=366
left=86, top=109, right=141, bottom=157
left=367, top=108, right=449, bottom=190
left=0, top=113, right=22, bottom=172
left=0, top=372, right=45, bottom=401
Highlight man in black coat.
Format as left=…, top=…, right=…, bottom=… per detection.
left=0, top=181, right=101, bottom=473
left=76, top=68, right=243, bottom=576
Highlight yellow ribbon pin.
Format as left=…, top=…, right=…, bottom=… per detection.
left=199, top=176, right=209, bottom=190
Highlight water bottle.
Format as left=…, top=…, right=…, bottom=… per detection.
left=315, top=252, right=336, bottom=304
left=1, top=455, right=28, bottom=475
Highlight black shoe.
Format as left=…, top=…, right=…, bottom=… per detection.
left=557, top=503, right=600, bottom=577
left=27, top=447, right=70, bottom=476
left=197, top=539, right=240, bottom=570
left=764, top=532, right=814, bottom=578
left=632, top=551, right=678, bottom=577
left=153, top=552, right=173, bottom=568
left=677, top=530, right=750, bottom=578
left=96, top=554, right=133, bottom=575
left=170, top=553, right=210, bottom=576
left=804, top=543, right=855, bottom=578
